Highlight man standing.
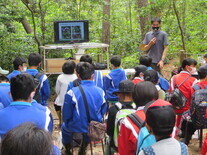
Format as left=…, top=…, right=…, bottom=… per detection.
left=140, top=17, right=169, bottom=72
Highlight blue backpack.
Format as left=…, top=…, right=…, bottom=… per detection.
left=136, top=127, right=156, bottom=154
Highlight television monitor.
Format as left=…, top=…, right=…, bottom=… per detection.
left=54, top=20, right=89, bottom=43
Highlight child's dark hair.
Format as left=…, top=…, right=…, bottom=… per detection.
left=146, top=105, right=175, bottom=137
left=144, top=70, right=159, bottom=84
left=134, top=65, right=148, bottom=77
left=10, top=74, right=35, bottom=101
left=151, top=17, right=161, bottom=24
left=132, top=81, right=158, bottom=107
left=13, top=57, right=26, bottom=70
left=80, top=54, right=92, bottom=64
left=198, top=65, right=207, bottom=79
left=178, top=58, right=197, bottom=73
left=1, top=123, right=53, bottom=155
left=0, top=75, right=9, bottom=83
left=62, top=61, right=76, bottom=74
left=28, top=53, right=42, bottom=67
left=139, top=55, right=152, bottom=67
left=78, top=62, right=94, bottom=80
left=110, top=55, right=121, bottom=67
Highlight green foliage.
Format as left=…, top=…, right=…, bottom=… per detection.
left=0, top=0, right=206, bottom=70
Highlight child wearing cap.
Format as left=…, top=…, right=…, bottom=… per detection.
left=104, top=55, right=127, bottom=103
left=132, top=65, right=148, bottom=84
left=106, top=80, right=136, bottom=152
left=139, top=105, right=188, bottom=155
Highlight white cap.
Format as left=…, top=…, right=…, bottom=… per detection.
left=0, top=67, right=9, bottom=75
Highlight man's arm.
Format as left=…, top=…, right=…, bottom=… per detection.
left=157, top=45, right=168, bottom=68
left=140, top=37, right=156, bottom=52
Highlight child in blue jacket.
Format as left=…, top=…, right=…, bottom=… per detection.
left=0, top=75, right=12, bottom=109
left=62, top=62, right=107, bottom=154
left=104, top=55, right=127, bottom=103
left=0, top=74, right=53, bottom=138
left=26, top=53, right=50, bottom=106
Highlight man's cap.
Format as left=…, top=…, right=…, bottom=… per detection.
left=0, top=67, right=9, bottom=75
left=113, top=80, right=134, bottom=94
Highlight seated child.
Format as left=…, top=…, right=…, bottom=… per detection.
left=104, top=55, right=127, bottom=103
left=7, top=57, right=27, bottom=81
left=144, top=70, right=165, bottom=100
left=139, top=105, right=188, bottom=155
left=139, top=55, right=169, bottom=91
left=106, top=80, right=136, bottom=152
left=1, top=123, right=60, bottom=155
left=0, top=75, right=12, bottom=109
left=54, top=61, right=77, bottom=127
left=132, top=65, right=147, bottom=84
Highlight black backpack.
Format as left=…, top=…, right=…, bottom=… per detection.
left=33, top=72, right=44, bottom=103
left=191, top=84, right=207, bottom=129
left=169, top=76, right=191, bottom=109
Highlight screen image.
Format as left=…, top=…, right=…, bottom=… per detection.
left=54, top=20, right=89, bottom=43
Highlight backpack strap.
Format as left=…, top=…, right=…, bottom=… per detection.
left=78, top=86, right=91, bottom=123
left=73, top=79, right=81, bottom=87
left=142, top=146, right=155, bottom=155
left=128, top=113, right=144, bottom=129
left=34, top=72, right=44, bottom=79
left=144, top=101, right=155, bottom=113
left=175, top=75, right=191, bottom=88
left=178, top=141, right=188, bottom=155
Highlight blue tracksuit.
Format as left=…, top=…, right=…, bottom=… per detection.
left=7, top=70, right=21, bottom=81
left=94, top=70, right=104, bottom=89
left=0, top=83, right=12, bottom=110
left=26, top=69, right=50, bottom=106
left=0, top=101, right=53, bottom=138
left=66, top=70, right=103, bottom=92
left=103, top=68, right=127, bottom=101
left=62, top=80, right=107, bottom=144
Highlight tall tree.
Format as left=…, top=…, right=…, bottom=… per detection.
left=102, top=0, right=110, bottom=47
left=137, top=0, right=150, bottom=40
left=172, top=0, right=186, bottom=63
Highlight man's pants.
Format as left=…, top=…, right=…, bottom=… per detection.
left=151, top=63, right=161, bottom=72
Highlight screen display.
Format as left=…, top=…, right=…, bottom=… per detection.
left=54, top=20, right=89, bottom=43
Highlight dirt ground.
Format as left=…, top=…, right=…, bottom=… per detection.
left=49, top=58, right=202, bottom=155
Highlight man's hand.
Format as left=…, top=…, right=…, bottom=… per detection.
left=157, top=60, right=164, bottom=68
left=149, top=37, right=156, bottom=46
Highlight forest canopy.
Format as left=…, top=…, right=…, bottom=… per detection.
left=0, top=0, right=207, bottom=70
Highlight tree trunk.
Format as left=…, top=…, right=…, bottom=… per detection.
left=21, top=0, right=41, bottom=53
left=137, top=0, right=150, bottom=40
left=102, top=0, right=110, bottom=46
left=172, top=0, right=186, bottom=64
left=21, top=17, right=33, bottom=34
